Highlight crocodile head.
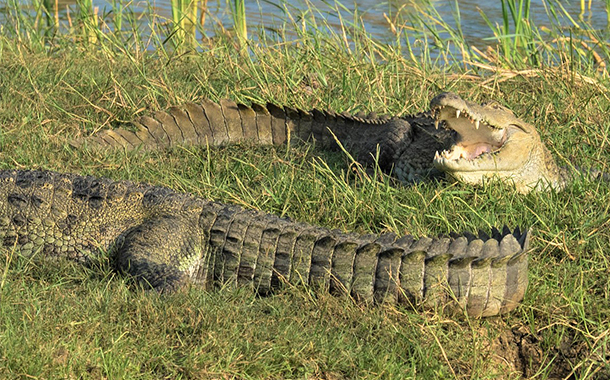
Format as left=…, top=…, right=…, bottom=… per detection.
left=430, top=92, right=563, bottom=193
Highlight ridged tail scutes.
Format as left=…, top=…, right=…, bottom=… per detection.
left=396, top=226, right=529, bottom=317
left=70, top=98, right=401, bottom=153
left=200, top=200, right=530, bottom=318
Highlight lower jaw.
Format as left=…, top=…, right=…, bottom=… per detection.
left=444, top=169, right=523, bottom=184
left=433, top=157, right=517, bottom=173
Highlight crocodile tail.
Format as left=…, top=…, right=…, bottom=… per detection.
left=197, top=202, right=529, bottom=317
left=70, top=99, right=405, bottom=154
left=70, top=99, right=294, bottom=150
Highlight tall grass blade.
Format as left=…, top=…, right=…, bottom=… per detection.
left=230, top=0, right=247, bottom=45
left=112, top=0, right=124, bottom=35
left=77, top=0, right=98, bottom=44
left=170, top=0, right=199, bottom=49
left=41, top=0, right=55, bottom=31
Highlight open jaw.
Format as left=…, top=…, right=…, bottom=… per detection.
left=431, top=103, right=524, bottom=173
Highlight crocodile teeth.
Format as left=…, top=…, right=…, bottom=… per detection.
left=435, top=119, right=440, bottom=129
left=475, top=119, right=480, bottom=129
left=456, top=109, right=461, bottom=118
left=435, top=151, right=440, bottom=159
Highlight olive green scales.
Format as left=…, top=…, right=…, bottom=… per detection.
left=0, top=169, right=528, bottom=317
left=75, top=92, right=592, bottom=193
left=5, top=92, right=565, bottom=318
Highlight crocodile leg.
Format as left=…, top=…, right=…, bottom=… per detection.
left=114, top=213, right=206, bottom=291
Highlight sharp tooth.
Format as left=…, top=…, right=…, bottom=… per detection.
left=475, top=119, right=480, bottom=129
left=435, top=151, right=440, bottom=159
left=456, top=109, right=461, bottom=118
left=435, top=119, right=439, bottom=129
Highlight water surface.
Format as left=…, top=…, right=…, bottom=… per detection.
left=8, top=0, right=610, bottom=46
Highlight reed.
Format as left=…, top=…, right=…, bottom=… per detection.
left=168, top=0, right=198, bottom=48
left=3, top=0, right=610, bottom=73
left=230, top=0, right=247, bottom=44
left=399, top=0, right=610, bottom=71
left=477, top=0, right=541, bottom=66
left=37, top=0, right=56, bottom=31
left=111, top=0, right=125, bottom=35
left=76, top=0, right=98, bottom=44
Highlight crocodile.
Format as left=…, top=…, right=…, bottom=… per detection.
left=72, top=92, right=576, bottom=193
left=1, top=169, right=529, bottom=317
left=430, top=92, right=567, bottom=193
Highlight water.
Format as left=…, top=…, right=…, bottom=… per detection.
left=6, top=0, right=610, bottom=46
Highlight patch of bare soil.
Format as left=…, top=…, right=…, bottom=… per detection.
left=490, top=324, right=609, bottom=379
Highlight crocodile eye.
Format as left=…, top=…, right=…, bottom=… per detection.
left=489, top=103, right=513, bottom=114
left=483, top=100, right=503, bottom=109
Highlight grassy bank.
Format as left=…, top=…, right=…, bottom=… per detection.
left=1, top=1, right=610, bottom=379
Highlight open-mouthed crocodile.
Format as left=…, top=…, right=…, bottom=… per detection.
left=429, top=92, right=569, bottom=193
left=73, top=92, right=597, bottom=193
left=1, top=169, right=529, bottom=317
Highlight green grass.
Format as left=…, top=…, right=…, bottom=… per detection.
left=1, top=2, right=610, bottom=379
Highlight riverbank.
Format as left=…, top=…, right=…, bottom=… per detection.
left=1, top=8, right=609, bottom=378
